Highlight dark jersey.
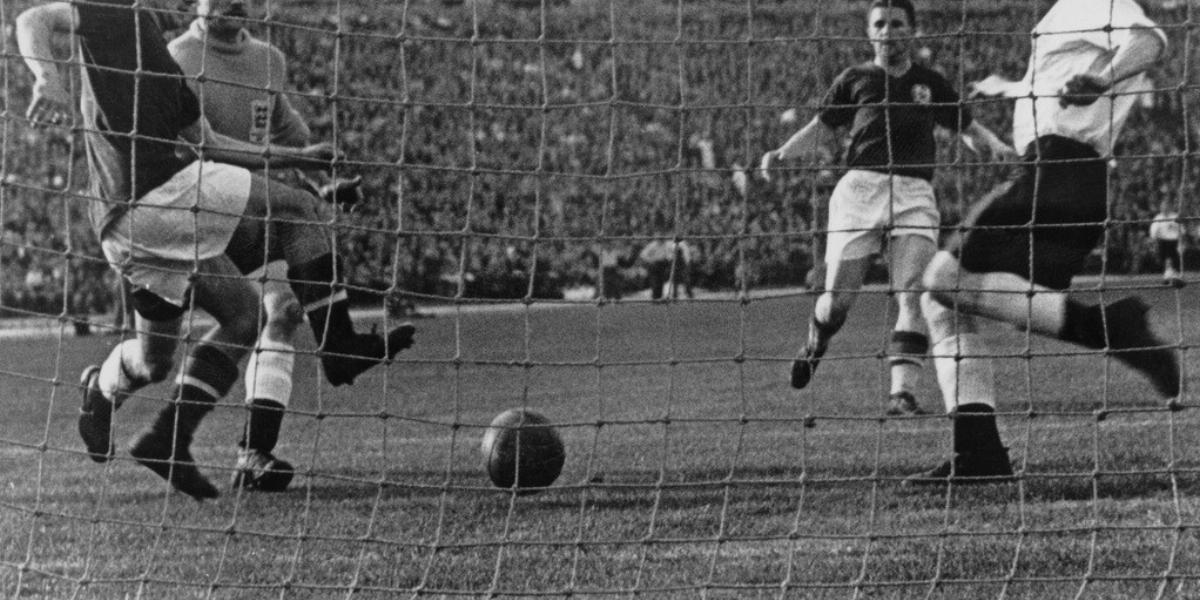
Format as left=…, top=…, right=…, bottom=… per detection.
left=74, top=0, right=200, bottom=235
left=818, top=62, right=971, bottom=181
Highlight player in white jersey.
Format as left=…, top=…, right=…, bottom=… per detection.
left=169, top=0, right=411, bottom=491
left=761, top=0, right=1014, bottom=415
left=908, top=0, right=1180, bottom=483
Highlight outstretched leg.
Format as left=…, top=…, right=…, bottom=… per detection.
left=235, top=175, right=415, bottom=386
left=925, top=251, right=1180, bottom=399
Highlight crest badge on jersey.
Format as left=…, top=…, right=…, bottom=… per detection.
left=912, top=84, right=932, bottom=104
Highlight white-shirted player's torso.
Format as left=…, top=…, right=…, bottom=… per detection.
left=1011, top=0, right=1164, bottom=154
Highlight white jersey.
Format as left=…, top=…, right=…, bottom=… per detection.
left=1011, top=0, right=1166, bottom=154
left=1150, top=211, right=1182, bottom=242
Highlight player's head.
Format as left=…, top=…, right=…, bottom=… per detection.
left=867, top=0, right=916, bottom=64
left=141, top=0, right=196, bottom=32
left=197, top=0, right=253, bottom=38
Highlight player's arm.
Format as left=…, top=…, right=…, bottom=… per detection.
left=960, top=120, right=1016, bottom=161
left=1060, top=27, right=1165, bottom=107
left=16, top=2, right=75, bottom=126
left=969, top=73, right=1028, bottom=99
left=759, top=116, right=837, bottom=182
left=178, top=115, right=333, bottom=170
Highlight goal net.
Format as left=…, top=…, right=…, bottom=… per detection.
left=2, top=0, right=1198, bottom=598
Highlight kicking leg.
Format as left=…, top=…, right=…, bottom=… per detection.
left=241, top=175, right=415, bottom=386
left=926, top=251, right=1180, bottom=399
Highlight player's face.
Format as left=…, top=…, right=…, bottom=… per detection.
left=142, top=0, right=196, bottom=31
left=867, top=6, right=913, bottom=64
left=198, top=0, right=254, bottom=36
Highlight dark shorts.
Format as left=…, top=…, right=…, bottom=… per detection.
left=949, top=135, right=1107, bottom=290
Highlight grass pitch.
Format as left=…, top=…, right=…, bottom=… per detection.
left=3, top=279, right=1200, bottom=599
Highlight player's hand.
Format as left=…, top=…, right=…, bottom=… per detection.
left=300, top=142, right=337, bottom=163
left=759, top=150, right=779, bottom=182
left=968, top=74, right=1015, bottom=98
left=1059, top=74, right=1110, bottom=107
left=318, top=175, right=363, bottom=208
left=27, top=78, right=72, bottom=127
left=991, top=142, right=1018, bottom=162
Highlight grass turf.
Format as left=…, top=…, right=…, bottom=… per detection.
left=2, top=280, right=1200, bottom=598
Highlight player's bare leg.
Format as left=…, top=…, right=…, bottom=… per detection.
left=884, top=234, right=935, bottom=415
left=924, top=251, right=1180, bottom=399
left=128, top=257, right=260, bottom=500
left=791, top=253, right=870, bottom=389
left=80, top=302, right=183, bottom=463
left=905, top=288, right=1013, bottom=485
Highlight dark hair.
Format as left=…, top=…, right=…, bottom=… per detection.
left=869, top=0, right=917, bottom=28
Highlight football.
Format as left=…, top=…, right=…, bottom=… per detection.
left=480, top=409, right=565, bottom=492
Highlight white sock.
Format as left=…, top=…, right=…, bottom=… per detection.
left=98, top=339, right=142, bottom=407
left=244, top=339, right=295, bottom=407
left=932, top=334, right=996, bottom=413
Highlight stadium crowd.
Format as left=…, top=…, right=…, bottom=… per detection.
left=1, top=0, right=1196, bottom=320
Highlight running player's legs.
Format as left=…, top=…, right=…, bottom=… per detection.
left=792, top=170, right=885, bottom=390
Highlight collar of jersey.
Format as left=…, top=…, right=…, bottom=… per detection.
left=188, top=18, right=250, bottom=55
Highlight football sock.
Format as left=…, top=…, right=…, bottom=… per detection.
left=889, top=330, right=928, bottom=395
left=240, top=399, right=285, bottom=454
left=98, top=339, right=151, bottom=407
left=244, top=338, right=294, bottom=406
left=288, top=253, right=357, bottom=353
left=241, top=338, right=293, bottom=454
left=932, top=333, right=995, bottom=414
left=952, top=403, right=1005, bottom=454
left=808, top=298, right=846, bottom=349
left=150, top=345, right=238, bottom=442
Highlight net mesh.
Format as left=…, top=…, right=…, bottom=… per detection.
left=2, top=0, right=1199, bottom=598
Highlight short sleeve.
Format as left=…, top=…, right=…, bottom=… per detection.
left=817, top=69, right=855, bottom=129
left=73, top=0, right=129, bottom=40
left=929, top=71, right=973, bottom=131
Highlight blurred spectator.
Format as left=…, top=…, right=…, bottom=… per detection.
left=1149, top=200, right=1184, bottom=283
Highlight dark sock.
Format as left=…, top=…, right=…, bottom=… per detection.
left=952, top=403, right=1004, bottom=455
left=240, top=399, right=285, bottom=454
left=1061, top=299, right=1106, bottom=349
left=151, top=345, right=239, bottom=443
left=288, top=253, right=358, bottom=351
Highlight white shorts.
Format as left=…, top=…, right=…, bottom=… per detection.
left=824, top=170, right=939, bottom=264
left=101, top=161, right=252, bottom=306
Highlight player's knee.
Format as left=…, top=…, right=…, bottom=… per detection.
left=921, top=291, right=976, bottom=342
left=224, top=311, right=262, bottom=346
left=922, top=253, right=970, bottom=308
left=142, top=354, right=175, bottom=383
left=263, top=293, right=304, bottom=336
left=130, top=288, right=187, bottom=322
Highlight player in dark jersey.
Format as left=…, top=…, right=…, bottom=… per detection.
left=17, top=0, right=411, bottom=499
left=760, top=0, right=1014, bottom=415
